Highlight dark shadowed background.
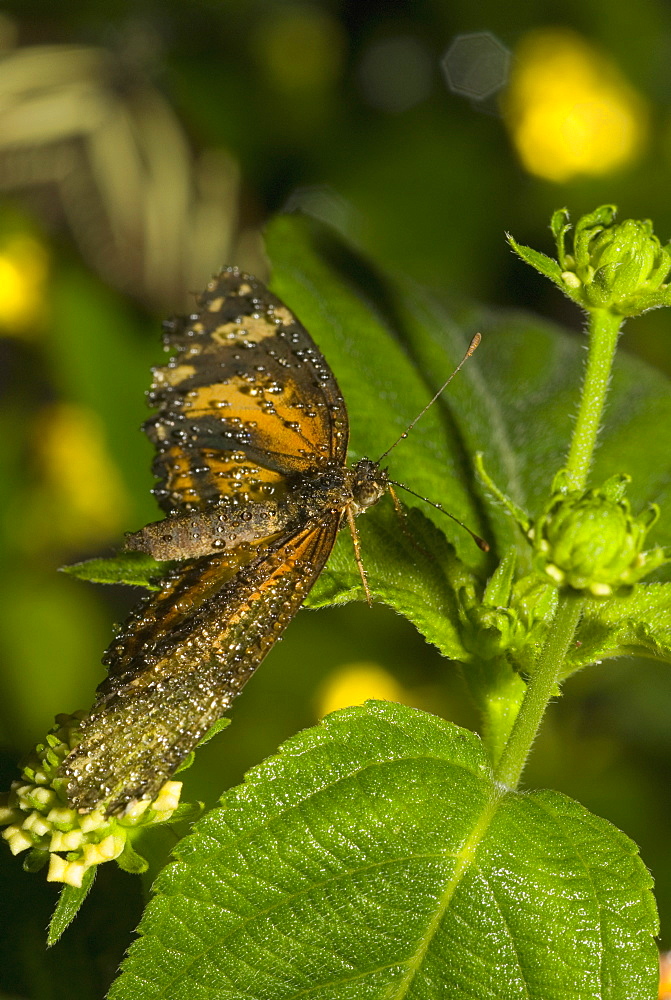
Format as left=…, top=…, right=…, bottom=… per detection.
left=1, top=3, right=670, bottom=995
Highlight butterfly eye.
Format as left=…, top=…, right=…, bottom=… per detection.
left=353, top=480, right=386, bottom=509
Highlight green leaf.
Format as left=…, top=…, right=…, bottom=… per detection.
left=47, top=867, right=96, bottom=946
left=117, top=842, right=149, bottom=876
left=60, top=551, right=171, bottom=589
left=195, top=716, right=231, bottom=747
left=264, top=215, right=671, bottom=638
left=549, top=207, right=570, bottom=250
left=175, top=718, right=232, bottom=774
left=569, top=582, right=671, bottom=672
left=266, top=215, right=491, bottom=573
left=468, top=308, right=671, bottom=566
left=482, top=546, right=516, bottom=606
left=109, top=702, right=658, bottom=999
left=168, top=802, right=203, bottom=824
left=22, top=848, right=49, bottom=872
left=506, top=234, right=565, bottom=285
left=310, top=505, right=474, bottom=661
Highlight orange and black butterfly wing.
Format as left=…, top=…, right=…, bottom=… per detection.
left=147, top=268, right=349, bottom=514
left=60, top=517, right=340, bottom=814
left=59, top=270, right=350, bottom=814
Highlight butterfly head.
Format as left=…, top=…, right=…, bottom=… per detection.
left=350, top=458, right=389, bottom=513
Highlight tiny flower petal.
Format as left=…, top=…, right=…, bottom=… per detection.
left=1, top=712, right=188, bottom=884
left=4, top=826, right=33, bottom=855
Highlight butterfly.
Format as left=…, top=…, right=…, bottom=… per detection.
left=59, top=268, right=482, bottom=815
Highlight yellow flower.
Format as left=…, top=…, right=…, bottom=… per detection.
left=0, top=233, right=49, bottom=334
left=317, top=662, right=407, bottom=718
left=31, top=402, right=129, bottom=547
left=0, top=713, right=184, bottom=886
left=504, top=29, right=647, bottom=182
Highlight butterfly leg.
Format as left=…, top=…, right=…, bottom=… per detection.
left=388, top=484, right=420, bottom=544
left=388, top=484, right=405, bottom=520
left=388, top=484, right=434, bottom=560
left=346, top=504, right=373, bottom=606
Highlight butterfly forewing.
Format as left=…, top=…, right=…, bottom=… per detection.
left=148, top=269, right=349, bottom=515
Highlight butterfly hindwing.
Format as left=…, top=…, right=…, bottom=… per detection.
left=60, top=518, right=340, bottom=814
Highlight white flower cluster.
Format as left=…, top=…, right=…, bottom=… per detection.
left=0, top=713, right=182, bottom=887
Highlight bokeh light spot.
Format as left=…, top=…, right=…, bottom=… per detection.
left=0, top=233, right=48, bottom=335
left=316, top=662, right=407, bottom=718
left=503, top=29, right=647, bottom=182
left=358, top=35, right=433, bottom=113
left=30, top=402, right=129, bottom=548
left=442, top=31, right=510, bottom=100
left=253, top=6, right=345, bottom=93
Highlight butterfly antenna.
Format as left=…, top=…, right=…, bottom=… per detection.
left=377, top=332, right=481, bottom=462
left=389, top=479, right=489, bottom=552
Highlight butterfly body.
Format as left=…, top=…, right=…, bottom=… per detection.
left=59, top=270, right=390, bottom=815
left=125, top=458, right=387, bottom=562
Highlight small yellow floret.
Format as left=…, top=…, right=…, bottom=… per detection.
left=82, top=835, right=123, bottom=866
left=47, top=856, right=87, bottom=887
left=3, top=826, right=34, bottom=854
left=47, top=806, right=77, bottom=828
left=152, top=781, right=182, bottom=814
left=79, top=809, right=107, bottom=834
left=22, top=811, right=51, bottom=837
left=46, top=854, right=68, bottom=883
left=0, top=805, right=20, bottom=824
left=121, top=798, right=151, bottom=823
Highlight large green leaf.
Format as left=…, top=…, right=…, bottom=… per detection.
left=108, top=702, right=658, bottom=1000
left=571, top=583, right=671, bottom=671
left=267, top=216, right=494, bottom=572
left=468, top=311, right=671, bottom=547
left=263, top=216, right=671, bottom=663
left=308, top=505, right=473, bottom=661
left=68, top=218, right=671, bottom=662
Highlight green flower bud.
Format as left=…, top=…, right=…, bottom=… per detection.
left=460, top=548, right=558, bottom=671
left=568, top=208, right=671, bottom=313
left=530, top=472, right=669, bottom=595
left=0, top=712, right=185, bottom=886
left=509, top=205, right=671, bottom=316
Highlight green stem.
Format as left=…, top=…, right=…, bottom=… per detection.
left=490, top=308, right=620, bottom=784
left=564, top=308, right=623, bottom=490
left=494, top=593, right=584, bottom=789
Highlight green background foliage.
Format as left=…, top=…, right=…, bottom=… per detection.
left=112, top=702, right=658, bottom=999
left=1, top=2, right=671, bottom=997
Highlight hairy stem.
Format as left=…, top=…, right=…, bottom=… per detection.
left=564, top=308, right=623, bottom=490
left=494, top=593, right=584, bottom=789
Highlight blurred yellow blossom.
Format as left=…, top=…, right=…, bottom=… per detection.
left=503, top=30, right=647, bottom=182
left=29, top=402, right=129, bottom=549
left=0, top=233, right=49, bottom=334
left=316, top=661, right=407, bottom=718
